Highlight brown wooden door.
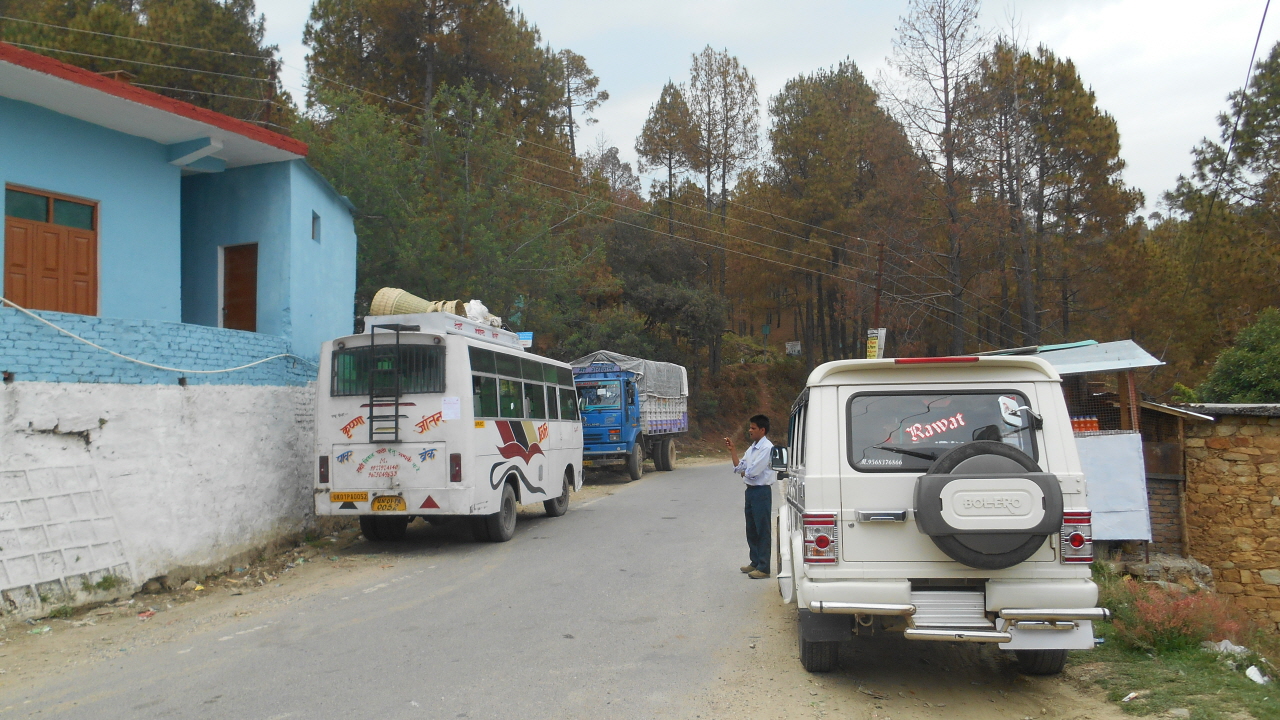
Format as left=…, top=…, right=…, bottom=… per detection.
left=4, top=217, right=98, bottom=315
left=222, top=243, right=257, bottom=332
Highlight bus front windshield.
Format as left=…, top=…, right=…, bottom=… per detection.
left=577, top=381, right=622, bottom=411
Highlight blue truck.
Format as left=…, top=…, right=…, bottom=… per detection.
left=570, top=351, right=689, bottom=481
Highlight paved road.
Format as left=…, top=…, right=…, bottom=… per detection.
left=0, top=462, right=774, bottom=719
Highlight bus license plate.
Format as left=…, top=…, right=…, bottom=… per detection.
left=371, top=496, right=407, bottom=512
left=330, top=492, right=368, bottom=503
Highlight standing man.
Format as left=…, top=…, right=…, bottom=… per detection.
left=724, top=415, right=775, bottom=579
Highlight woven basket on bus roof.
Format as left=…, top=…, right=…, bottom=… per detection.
left=369, top=287, right=461, bottom=317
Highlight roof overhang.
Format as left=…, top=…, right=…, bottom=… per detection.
left=0, top=42, right=306, bottom=170
left=981, top=339, right=1162, bottom=376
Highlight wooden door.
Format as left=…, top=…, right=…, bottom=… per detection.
left=4, top=217, right=98, bottom=315
left=222, top=243, right=257, bottom=332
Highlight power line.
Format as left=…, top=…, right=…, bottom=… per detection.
left=4, top=41, right=273, bottom=83
left=133, top=83, right=283, bottom=106
left=0, top=15, right=276, bottom=61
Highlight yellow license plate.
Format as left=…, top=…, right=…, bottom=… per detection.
left=331, top=492, right=368, bottom=503
left=371, top=496, right=407, bottom=512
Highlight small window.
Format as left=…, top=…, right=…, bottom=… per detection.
left=556, top=366, right=574, bottom=386
left=311, top=211, right=321, bottom=241
left=524, top=382, right=546, bottom=419
left=495, top=353, right=521, bottom=379
left=559, top=387, right=579, bottom=421
left=472, top=375, right=498, bottom=418
left=542, top=363, right=559, bottom=383
left=499, top=379, right=522, bottom=418
left=469, top=346, right=496, bottom=374
left=521, top=358, right=544, bottom=381
left=53, top=199, right=94, bottom=230
left=545, top=385, right=559, bottom=420
left=5, top=189, right=47, bottom=222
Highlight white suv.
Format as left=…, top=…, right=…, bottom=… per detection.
left=774, top=356, right=1108, bottom=674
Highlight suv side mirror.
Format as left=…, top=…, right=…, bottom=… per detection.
left=770, top=446, right=789, bottom=471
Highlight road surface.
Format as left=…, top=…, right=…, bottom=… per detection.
left=0, top=461, right=1126, bottom=719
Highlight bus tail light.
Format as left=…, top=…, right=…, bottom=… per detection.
left=1061, top=511, right=1093, bottom=563
left=450, top=453, right=462, bottom=483
left=803, top=513, right=838, bottom=564
left=318, top=455, right=329, bottom=484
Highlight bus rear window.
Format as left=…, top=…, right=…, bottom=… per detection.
left=331, top=345, right=444, bottom=396
left=846, top=391, right=1036, bottom=472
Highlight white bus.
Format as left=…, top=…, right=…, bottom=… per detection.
left=314, top=311, right=583, bottom=543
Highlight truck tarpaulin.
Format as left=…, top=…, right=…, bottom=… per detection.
left=570, top=351, right=688, bottom=399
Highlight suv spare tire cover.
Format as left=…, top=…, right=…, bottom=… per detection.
left=914, top=441, right=1063, bottom=570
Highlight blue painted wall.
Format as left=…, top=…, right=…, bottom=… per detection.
left=0, top=97, right=182, bottom=322
left=0, top=307, right=314, bottom=386
left=181, top=160, right=355, bottom=362
left=288, top=161, right=357, bottom=361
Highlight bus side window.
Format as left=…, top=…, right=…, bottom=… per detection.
left=559, top=387, right=579, bottom=421
left=545, top=385, right=560, bottom=420
left=499, top=379, right=522, bottom=418
left=473, top=375, right=498, bottom=418
left=524, top=382, right=546, bottom=419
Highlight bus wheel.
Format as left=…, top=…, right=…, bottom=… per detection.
left=485, top=483, right=518, bottom=542
left=469, top=516, right=491, bottom=542
left=544, top=470, right=570, bottom=517
left=359, top=515, right=382, bottom=542
left=361, top=515, right=408, bottom=542
left=626, top=444, right=644, bottom=482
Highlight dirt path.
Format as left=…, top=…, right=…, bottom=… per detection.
left=686, top=582, right=1130, bottom=720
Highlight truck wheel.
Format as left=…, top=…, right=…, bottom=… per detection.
left=1014, top=649, right=1068, bottom=675
left=625, top=444, right=644, bottom=482
left=798, top=626, right=839, bottom=673
left=544, top=470, right=570, bottom=517
left=361, top=515, right=408, bottom=542
left=663, top=438, right=677, bottom=470
left=485, top=483, right=518, bottom=542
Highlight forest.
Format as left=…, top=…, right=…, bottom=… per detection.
left=3, top=0, right=1278, bottom=425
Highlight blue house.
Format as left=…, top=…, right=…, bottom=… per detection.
left=0, top=42, right=356, bottom=383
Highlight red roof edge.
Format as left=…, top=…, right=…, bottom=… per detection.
left=0, top=41, right=307, bottom=157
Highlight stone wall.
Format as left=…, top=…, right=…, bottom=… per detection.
left=1184, top=415, right=1280, bottom=630
left=1146, top=477, right=1184, bottom=556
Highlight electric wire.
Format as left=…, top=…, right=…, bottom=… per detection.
left=1, top=298, right=318, bottom=373
left=0, top=15, right=276, bottom=61
left=3, top=41, right=274, bottom=83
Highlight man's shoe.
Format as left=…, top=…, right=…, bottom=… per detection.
left=740, top=565, right=756, bottom=573
left=748, top=569, right=769, bottom=579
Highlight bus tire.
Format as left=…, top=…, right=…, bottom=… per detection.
left=361, top=515, right=408, bottom=543
left=626, top=444, right=644, bottom=482
left=485, top=483, right=518, bottom=542
left=469, top=516, right=491, bottom=542
left=544, top=470, right=570, bottom=517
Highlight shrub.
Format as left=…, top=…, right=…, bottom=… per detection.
left=48, top=606, right=74, bottom=619
left=1101, top=573, right=1254, bottom=653
left=93, top=575, right=123, bottom=591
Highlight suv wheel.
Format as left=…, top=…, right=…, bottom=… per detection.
left=798, top=625, right=838, bottom=672
left=914, top=441, right=1063, bottom=570
left=1015, top=649, right=1068, bottom=675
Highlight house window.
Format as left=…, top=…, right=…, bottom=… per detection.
left=4, top=185, right=98, bottom=315
left=312, top=211, right=321, bottom=242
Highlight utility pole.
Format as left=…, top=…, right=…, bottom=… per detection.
left=872, top=240, right=886, bottom=328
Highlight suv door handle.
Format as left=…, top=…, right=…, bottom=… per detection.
left=855, top=510, right=908, bottom=522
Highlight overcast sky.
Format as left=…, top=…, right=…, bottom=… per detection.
left=258, top=0, right=1277, bottom=214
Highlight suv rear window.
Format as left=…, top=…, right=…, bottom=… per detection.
left=847, top=391, right=1036, bottom=472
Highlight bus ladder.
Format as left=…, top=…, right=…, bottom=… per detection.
left=367, top=323, right=418, bottom=443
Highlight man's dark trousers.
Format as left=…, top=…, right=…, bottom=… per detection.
left=744, top=485, right=772, bottom=573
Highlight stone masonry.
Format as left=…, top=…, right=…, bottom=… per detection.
left=1146, top=477, right=1184, bottom=556
left=1184, top=413, right=1280, bottom=630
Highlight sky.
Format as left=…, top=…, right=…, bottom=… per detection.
left=257, top=0, right=1279, bottom=214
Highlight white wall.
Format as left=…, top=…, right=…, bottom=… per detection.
left=0, top=382, right=315, bottom=615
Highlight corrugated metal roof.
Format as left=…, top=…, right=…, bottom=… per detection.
left=1141, top=401, right=1215, bottom=422
left=1014, top=339, right=1163, bottom=376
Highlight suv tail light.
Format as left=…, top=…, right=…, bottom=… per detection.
left=450, top=453, right=462, bottom=483
left=1060, top=511, right=1093, bottom=563
left=803, top=513, right=838, bottom=564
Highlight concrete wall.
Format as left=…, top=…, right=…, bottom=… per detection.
left=0, top=97, right=182, bottom=322
left=287, top=161, right=357, bottom=361
left=0, top=306, right=313, bottom=386
left=0, top=381, right=316, bottom=616
left=1185, top=415, right=1280, bottom=630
